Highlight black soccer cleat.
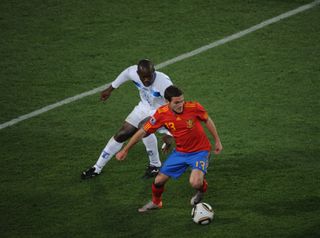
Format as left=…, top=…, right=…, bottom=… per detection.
left=142, top=165, right=160, bottom=179
left=81, top=167, right=100, bottom=179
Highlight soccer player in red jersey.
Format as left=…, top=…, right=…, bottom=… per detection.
left=116, top=85, right=223, bottom=212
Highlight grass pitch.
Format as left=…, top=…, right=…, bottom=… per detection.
left=1, top=1, right=319, bottom=237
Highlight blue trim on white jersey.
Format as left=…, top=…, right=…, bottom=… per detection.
left=133, top=81, right=161, bottom=98
left=133, top=81, right=142, bottom=88
left=151, top=91, right=161, bottom=97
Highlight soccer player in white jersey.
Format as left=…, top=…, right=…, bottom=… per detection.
left=81, top=59, right=173, bottom=179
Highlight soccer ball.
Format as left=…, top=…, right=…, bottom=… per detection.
left=191, top=202, right=214, bottom=225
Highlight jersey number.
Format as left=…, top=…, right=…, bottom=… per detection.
left=196, top=161, right=207, bottom=171
left=165, top=122, right=176, bottom=131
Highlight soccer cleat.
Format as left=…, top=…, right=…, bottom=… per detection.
left=142, top=165, right=160, bottom=179
left=138, top=201, right=162, bottom=213
left=190, top=191, right=204, bottom=206
left=81, top=167, right=100, bottom=179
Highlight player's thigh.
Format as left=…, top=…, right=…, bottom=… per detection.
left=138, top=116, right=150, bottom=129
left=125, top=104, right=150, bottom=128
left=115, top=104, right=149, bottom=142
left=160, top=151, right=188, bottom=179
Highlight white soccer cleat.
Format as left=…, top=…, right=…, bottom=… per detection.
left=190, top=191, right=204, bottom=206
left=138, top=201, right=162, bottom=213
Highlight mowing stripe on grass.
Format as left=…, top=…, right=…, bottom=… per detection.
left=1, top=0, right=319, bottom=130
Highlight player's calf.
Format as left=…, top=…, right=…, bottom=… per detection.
left=190, top=179, right=208, bottom=206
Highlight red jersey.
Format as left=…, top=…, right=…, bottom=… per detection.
left=143, top=101, right=211, bottom=153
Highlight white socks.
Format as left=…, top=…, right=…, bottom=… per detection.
left=142, top=134, right=161, bottom=167
left=94, top=137, right=123, bottom=173
left=94, top=134, right=162, bottom=173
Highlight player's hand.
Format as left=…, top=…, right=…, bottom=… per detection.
left=161, top=134, right=173, bottom=154
left=100, top=89, right=112, bottom=101
left=214, top=141, right=223, bottom=155
left=116, top=150, right=128, bottom=160
left=161, top=143, right=171, bottom=154
left=100, top=86, right=114, bottom=101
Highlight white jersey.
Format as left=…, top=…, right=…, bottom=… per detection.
left=111, top=65, right=172, bottom=110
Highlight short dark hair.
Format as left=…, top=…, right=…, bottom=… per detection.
left=137, top=59, right=155, bottom=73
left=164, top=85, right=183, bottom=102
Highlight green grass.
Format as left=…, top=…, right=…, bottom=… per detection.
left=1, top=0, right=320, bottom=237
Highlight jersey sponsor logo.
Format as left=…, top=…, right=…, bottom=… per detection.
left=186, top=119, right=194, bottom=129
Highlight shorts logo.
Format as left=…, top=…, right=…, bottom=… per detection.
left=150, top=116, right=156, bottom=125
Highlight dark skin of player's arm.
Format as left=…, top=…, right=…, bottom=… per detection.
left=100, top=85, right=114, bottom=101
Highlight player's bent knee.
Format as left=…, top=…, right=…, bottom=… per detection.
left=154, top=173, right=169, bottom=186
left=138, top=117, right=150, bottom=129
left=114, top=133, right=129, bottom=142
left=114, top=124, right=137, bottom=143
left=154, top=181, right=165, bottom=187
left=189, top=177, right=203, bottom=189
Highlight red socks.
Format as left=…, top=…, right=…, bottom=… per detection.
left=200, top=179, right=208, bottom=193
left=151, top=179, right=207, bottom=205
left=152, top=183, right=164, bottom=205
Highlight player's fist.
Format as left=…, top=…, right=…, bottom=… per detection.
left=116, top=150, right=127, bottom=160
left=100, top=90, right=111, bottom=101
left=161, top=134, right=173, bottom=154
left=214, top=141, right=223, bottom=155
left=100, top=86, right=114, bottom=101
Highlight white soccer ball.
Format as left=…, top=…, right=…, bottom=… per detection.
left=191, top=202, right=214, bottom=225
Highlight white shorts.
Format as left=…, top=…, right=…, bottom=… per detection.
left=125, top=102, right=154, bottom=128
left=125, top=102, right=171, bottom=135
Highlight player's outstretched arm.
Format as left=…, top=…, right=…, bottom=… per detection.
left=205, top=116, right=223, bottom=155
left=100, top=85, right=115, bottom=101
left=102, top=66, right=132, bottom=101
left=116, top=128, right=147, bottom=160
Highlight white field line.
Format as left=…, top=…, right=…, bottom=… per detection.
left=1, top=0, right=319, bottom=130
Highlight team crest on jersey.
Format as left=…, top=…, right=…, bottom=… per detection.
left=186, top=119, right=194, bottom=129
left=150, top=116, right=156, bottom=125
